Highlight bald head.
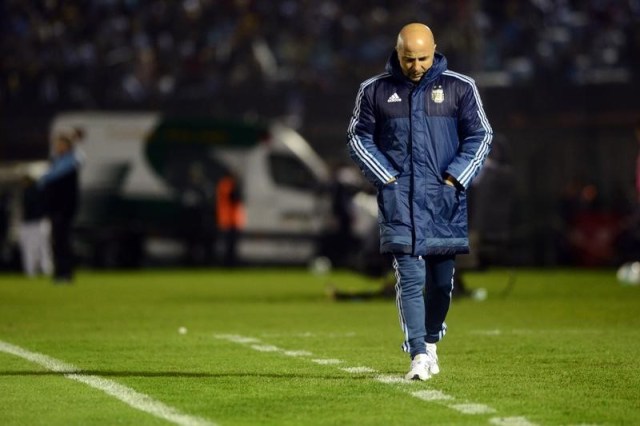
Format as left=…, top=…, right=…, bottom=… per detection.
left=396, top=23, right=436, bottom=82
left=53, top=133, right=73, bottom=157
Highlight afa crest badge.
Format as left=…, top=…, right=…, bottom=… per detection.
left=431, top=86, right=444, bottom=104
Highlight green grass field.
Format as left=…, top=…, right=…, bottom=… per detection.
left=1, top=267, right=639, bottom=426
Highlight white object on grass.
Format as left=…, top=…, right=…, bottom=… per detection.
left=616, top=262, right=640, bottom=285
left=309, top=256, right=332, bottom=275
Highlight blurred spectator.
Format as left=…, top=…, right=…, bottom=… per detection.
left=636, top=118, right=640, bottom=203
left=0, top=191, right=11, bottom=266
left=38, top=133, right=83, bottom=283
left=3, top=1, right=639, bottom=111
left=215, top=170, right=245, bottom=267
left=182, top=162, right=215, bottom=265
left=557, top=180, right=621, bottom=266
left=467, top=133, right=515, bottom=267
left=18, top=175, right=52, bottom=278
left=615, top=118, right=640, bottom=263
left=323, top=162, right=360, bottom=268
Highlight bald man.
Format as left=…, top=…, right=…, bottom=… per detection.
left=39, top=134, right=83, bottom=283
left=347, top=23, right=493, bottom=380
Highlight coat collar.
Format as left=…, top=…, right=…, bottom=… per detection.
left=385, top=50, right=448, bottom=87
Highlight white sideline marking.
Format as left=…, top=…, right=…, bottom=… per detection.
left=374, top=375, right=409, bottom=384
left=0, top=340, right=216, bottom=426
left=471, top=329, right=503, bottom=336
left=340, top=367, right=377, bottom=374
left=567, top=424, right=602, bottom=426
left=213, top=333, right=538, bottom=425
left=471, top=329, right=606, bottom=336
left=283, top=350, right=313, bottom=357
left=260, top=332, right=357, bottom=338
left=250, top=344, right=281, bottom=352
left=0, top=340, right=79, bottom=373
left=214, top=334, right=260, bottom=344
left=311, top=358, right=343, bottom=365
left=449, top=403, right=496, bottom=414
left=411, top=390, right=454, bottom=401
left=490, top=416, right=538, bottom=426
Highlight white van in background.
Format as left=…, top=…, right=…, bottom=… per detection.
left=48, top=112, right=376, bottom=267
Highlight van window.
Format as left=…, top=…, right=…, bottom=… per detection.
left=269, top=154, right=317, bottom=190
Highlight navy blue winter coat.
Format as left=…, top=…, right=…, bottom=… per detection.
left=347, top=51, right=493, bottom=256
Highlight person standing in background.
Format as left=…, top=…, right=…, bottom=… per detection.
left=615, top=119, right=640, bottom=264
left=347, top=23, right=492, bottom=380
left=182, top=163, right=215, bottom=265
left=216, top=171, right=245, bottom=267
left=39, top=133, right=83, bottom=283
left=325, top=163, right=361, bottom=268
left=18, top=175, right=52, bottom=278
left=635, top=119, right=640, bottom=204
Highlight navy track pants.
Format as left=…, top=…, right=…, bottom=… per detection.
left=393, top=254, right=455, bottom=358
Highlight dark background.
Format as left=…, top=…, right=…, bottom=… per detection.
left=2, top=0, right=640, bottom=267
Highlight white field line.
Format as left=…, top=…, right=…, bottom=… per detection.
left=470, top=329, right=608, bottom=336
left=0, top=340, right=216, bottom=426
left=311, top=358, right=343, bottom=365
left=283, top=350, right=313, bottom=357
left=471, top=329, right=503, bottom=336
left=411, top=389, right=454, bottom=401
left=411, top=390, right=454, bottom=401
left=213, top=333, right=538, bottom=425
left=340, top=366, right=377, bottom=374
left=490, top=416, right=539, bottom=426
left=214, top=334, right=260, bottom=344
left=449, top=403, right=497, bottom=414
left=259, top=332, right=358, bottom=338
left=374, top=375, right=408, bottom=384
left=250, top=344, right=281, bottom=352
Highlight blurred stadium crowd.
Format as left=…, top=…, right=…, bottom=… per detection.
left=2, top=0, right=640, bottom=271
left=3, top=0, right=640, bottom=109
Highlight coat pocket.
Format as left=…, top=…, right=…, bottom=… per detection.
left=378, top=182, right=398, bottom=223
left=437, top=184, right=461, bottom=223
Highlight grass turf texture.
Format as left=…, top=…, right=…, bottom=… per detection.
left=0, top=268, right=639, bottom=426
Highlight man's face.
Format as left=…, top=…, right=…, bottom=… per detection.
left=54, top=138, right=71, bottom=156
left=397, top=44, right=435, bottom=83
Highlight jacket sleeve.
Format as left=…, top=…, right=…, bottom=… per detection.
left=38, top=151, right=82, bottom=188
left=347, top=79, right=398, bottom=187
left=445, top=79, right=493, bottom=189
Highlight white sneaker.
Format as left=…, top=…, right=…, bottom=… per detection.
left=405, top=354, right=430, bottom=381
left=426, top=343, right=440, bottom=375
